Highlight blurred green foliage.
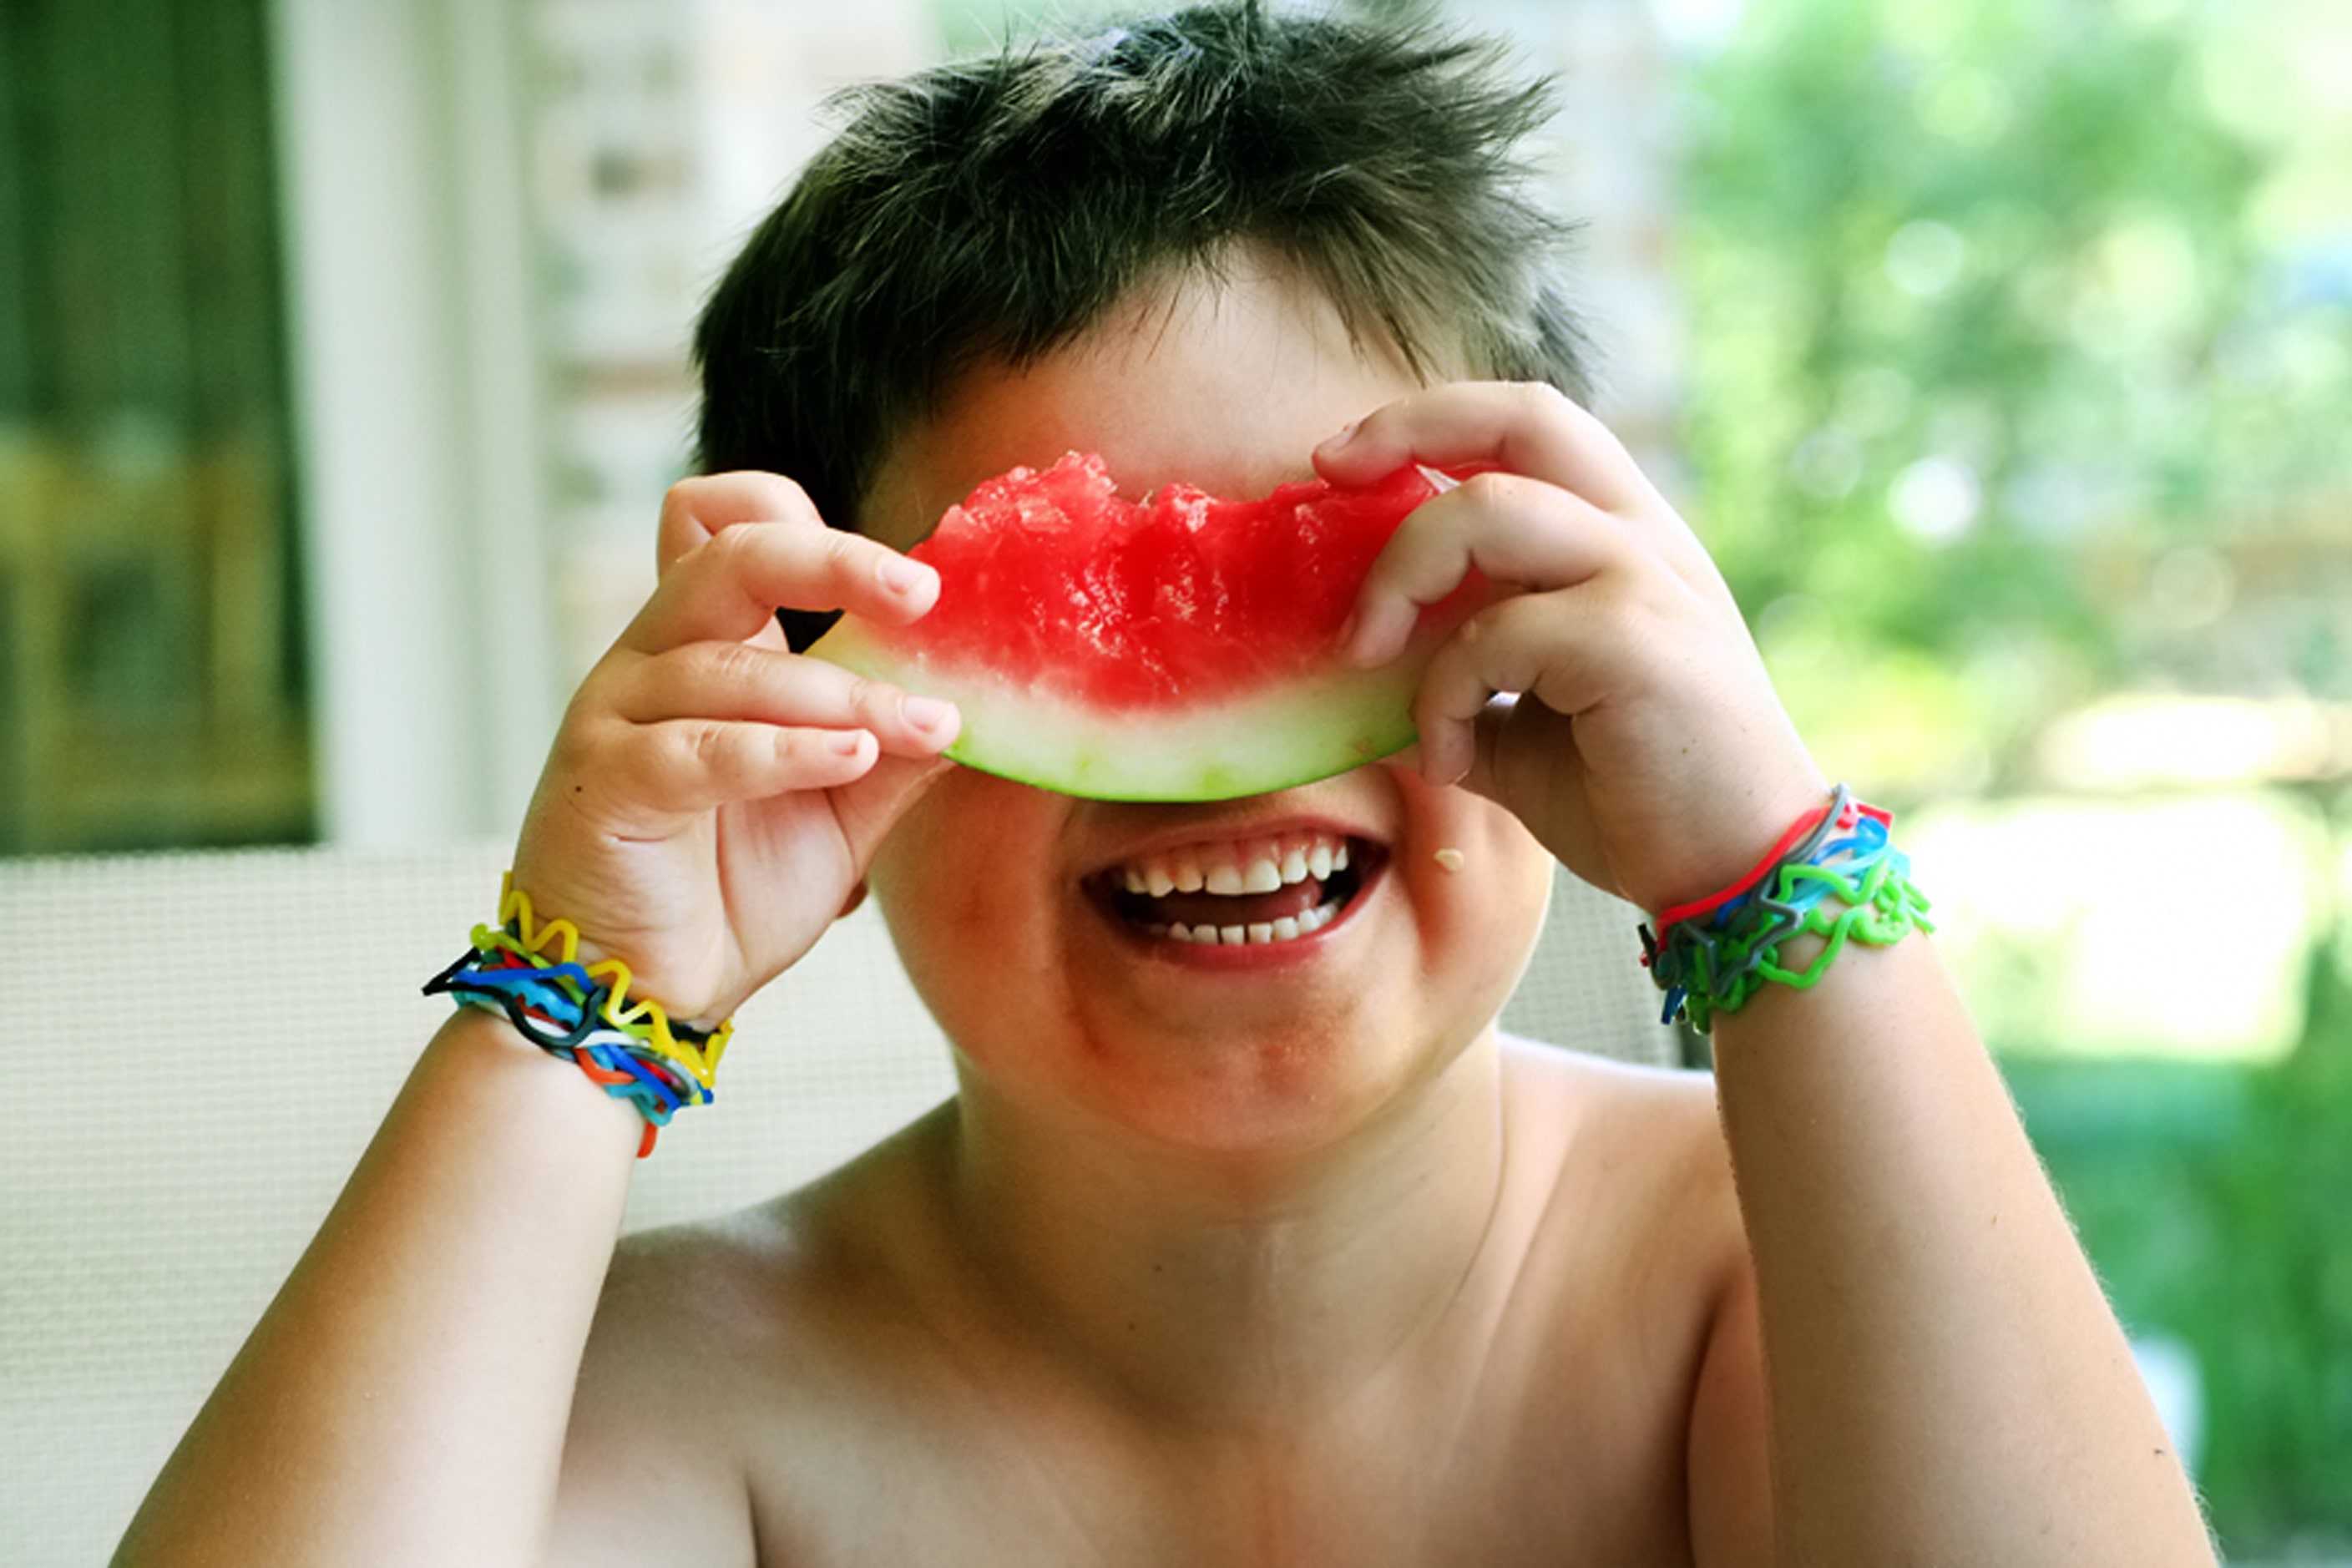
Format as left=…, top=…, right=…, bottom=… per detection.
left=2008, top=952, right=2352, bottom=1554
left=1683, top=0, right=2352, bottom=1552
left=1681, top=0, right=2352, bottom=795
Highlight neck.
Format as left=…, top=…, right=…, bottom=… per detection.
left=935, top=1032, right=1509, bottom=1433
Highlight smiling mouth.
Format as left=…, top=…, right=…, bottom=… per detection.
left=1089, top=830, right=1380, bottom=948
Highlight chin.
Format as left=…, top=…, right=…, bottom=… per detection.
left=1011, top=1002, right=1503, bottom=1171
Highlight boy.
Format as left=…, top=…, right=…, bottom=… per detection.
left=119, top=7, right=2214, bottom=1564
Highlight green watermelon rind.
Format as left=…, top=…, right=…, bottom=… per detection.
left=808, top=614, right=1429, bottom=802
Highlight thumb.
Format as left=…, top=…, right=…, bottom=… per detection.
left=1454, top=691, right=1576, bottom=810
left=1454, top=694, right=1615, bottom=890
left=832, top=751, right=957, bottom=867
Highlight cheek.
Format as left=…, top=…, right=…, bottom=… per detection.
left=866, top=774, right=1055, bottom=978
left=1396, top=783, right=1555, bottom=976
left=871, top=813, right=972, bottom=957
left=867, top=818, right=1006, bottom=1050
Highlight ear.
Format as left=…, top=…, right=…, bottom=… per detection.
left=837, top=880, right=870, bottom=920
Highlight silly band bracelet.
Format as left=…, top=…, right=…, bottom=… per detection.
left=423, top=875, right=734, bottom=1157
left=1638, top=785, right=1934, bottom=1034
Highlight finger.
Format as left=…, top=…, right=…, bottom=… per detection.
left=1454, top=695, right=1616, bottom=891
left=603, top=642, right=959, bottom=757
left=1345, top=474, right=1623, bottom=667
left=1409, top=590, right=1620, bottom=787
left=626, top=517, right=938, bottom=655
left=830, top=752, right=958, bottom=867
left=1315, top=382, right=1664, bottom=518
left=655, top=471, right=820, bottom=577
left=652, top=472, right=832, bottom=655
left=603, top=719, right=884, bottom=817
left=1458, top=692, right=1580, bottom=813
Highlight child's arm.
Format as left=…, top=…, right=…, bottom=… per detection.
left=114, top=473, right=959, bottom=1566
left=1318, top=385, right=2215, bottom=1567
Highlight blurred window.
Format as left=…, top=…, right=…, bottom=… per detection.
left=0, top=0, right=311, bottom=854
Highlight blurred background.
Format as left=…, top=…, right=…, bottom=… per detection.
left=1, top=0, right=2344, bottom=1555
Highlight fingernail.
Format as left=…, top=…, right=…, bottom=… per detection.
left=878, top=555, right=928, bottom=595
left=827, top=731, right=867, bottom=756
left=902, top=695, right=954, bottom=732
left=1422, top=739, right=1469, bottom=788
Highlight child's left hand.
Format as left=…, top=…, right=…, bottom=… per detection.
left=1316, top=382, right=1827, bottom=917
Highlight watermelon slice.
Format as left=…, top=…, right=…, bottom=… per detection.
left=809, top=451, right=1474, bottom=802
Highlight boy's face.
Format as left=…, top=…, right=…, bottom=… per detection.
left=859, top=256, right=1555, bottom=1161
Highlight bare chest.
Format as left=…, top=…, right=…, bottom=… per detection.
left=724, top=1054, right=1733, bottom=1565
left=738, top=1304, right=1702, bottom=1567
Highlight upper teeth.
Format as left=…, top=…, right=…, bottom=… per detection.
left=1117, top=832, right=1351, bottom=898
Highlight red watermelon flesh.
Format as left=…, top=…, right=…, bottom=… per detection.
left=810, top=451, right=1476, bottom=802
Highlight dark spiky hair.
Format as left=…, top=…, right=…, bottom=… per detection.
left=695, top=2, right=1591, bottom=558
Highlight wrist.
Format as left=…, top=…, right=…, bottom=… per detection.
left=1636, top=784, right=1935, bottom=1034
left=427, top=1007, right=648, bottom=1152
left=422, top=873, right=734, bottom=1158
left=1636, top=770, right=1834, bottom=920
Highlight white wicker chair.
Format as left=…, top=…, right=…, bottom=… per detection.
left=0, top=842, right=1677, bottom=1566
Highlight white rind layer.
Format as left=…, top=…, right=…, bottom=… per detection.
left=809, top=615, right=1427, bottom=802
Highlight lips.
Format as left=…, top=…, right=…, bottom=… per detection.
left=1087, top=827, right=1380, bottom=947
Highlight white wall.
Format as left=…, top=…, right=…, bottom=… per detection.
left=270, top=0, right=557, bottom=844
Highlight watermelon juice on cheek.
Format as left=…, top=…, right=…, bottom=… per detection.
left=867, top=761, right=1550, bottom=1141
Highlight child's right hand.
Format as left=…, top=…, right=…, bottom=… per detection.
left=508, top=473, right=959, bottom=1024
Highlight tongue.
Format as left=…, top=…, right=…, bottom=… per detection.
left=1148, top=879, right=1325, bottom=928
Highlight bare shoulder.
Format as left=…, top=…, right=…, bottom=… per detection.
left=1503, top=1040, right=1773, bottom=1560
left=594, top=1099, right=963, bottom=1387
left=1479, top=1039, right=1763, bottom=1557
left=550, top=1104, right=964, bottom=1567
left=1500, top=1036, right=1737, bottom=1230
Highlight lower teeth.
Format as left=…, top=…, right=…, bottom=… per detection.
left=1152, top=899, right=1342, bottom=946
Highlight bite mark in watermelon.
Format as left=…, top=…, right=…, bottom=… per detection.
left=809, top=451, right=1474, bottom=802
